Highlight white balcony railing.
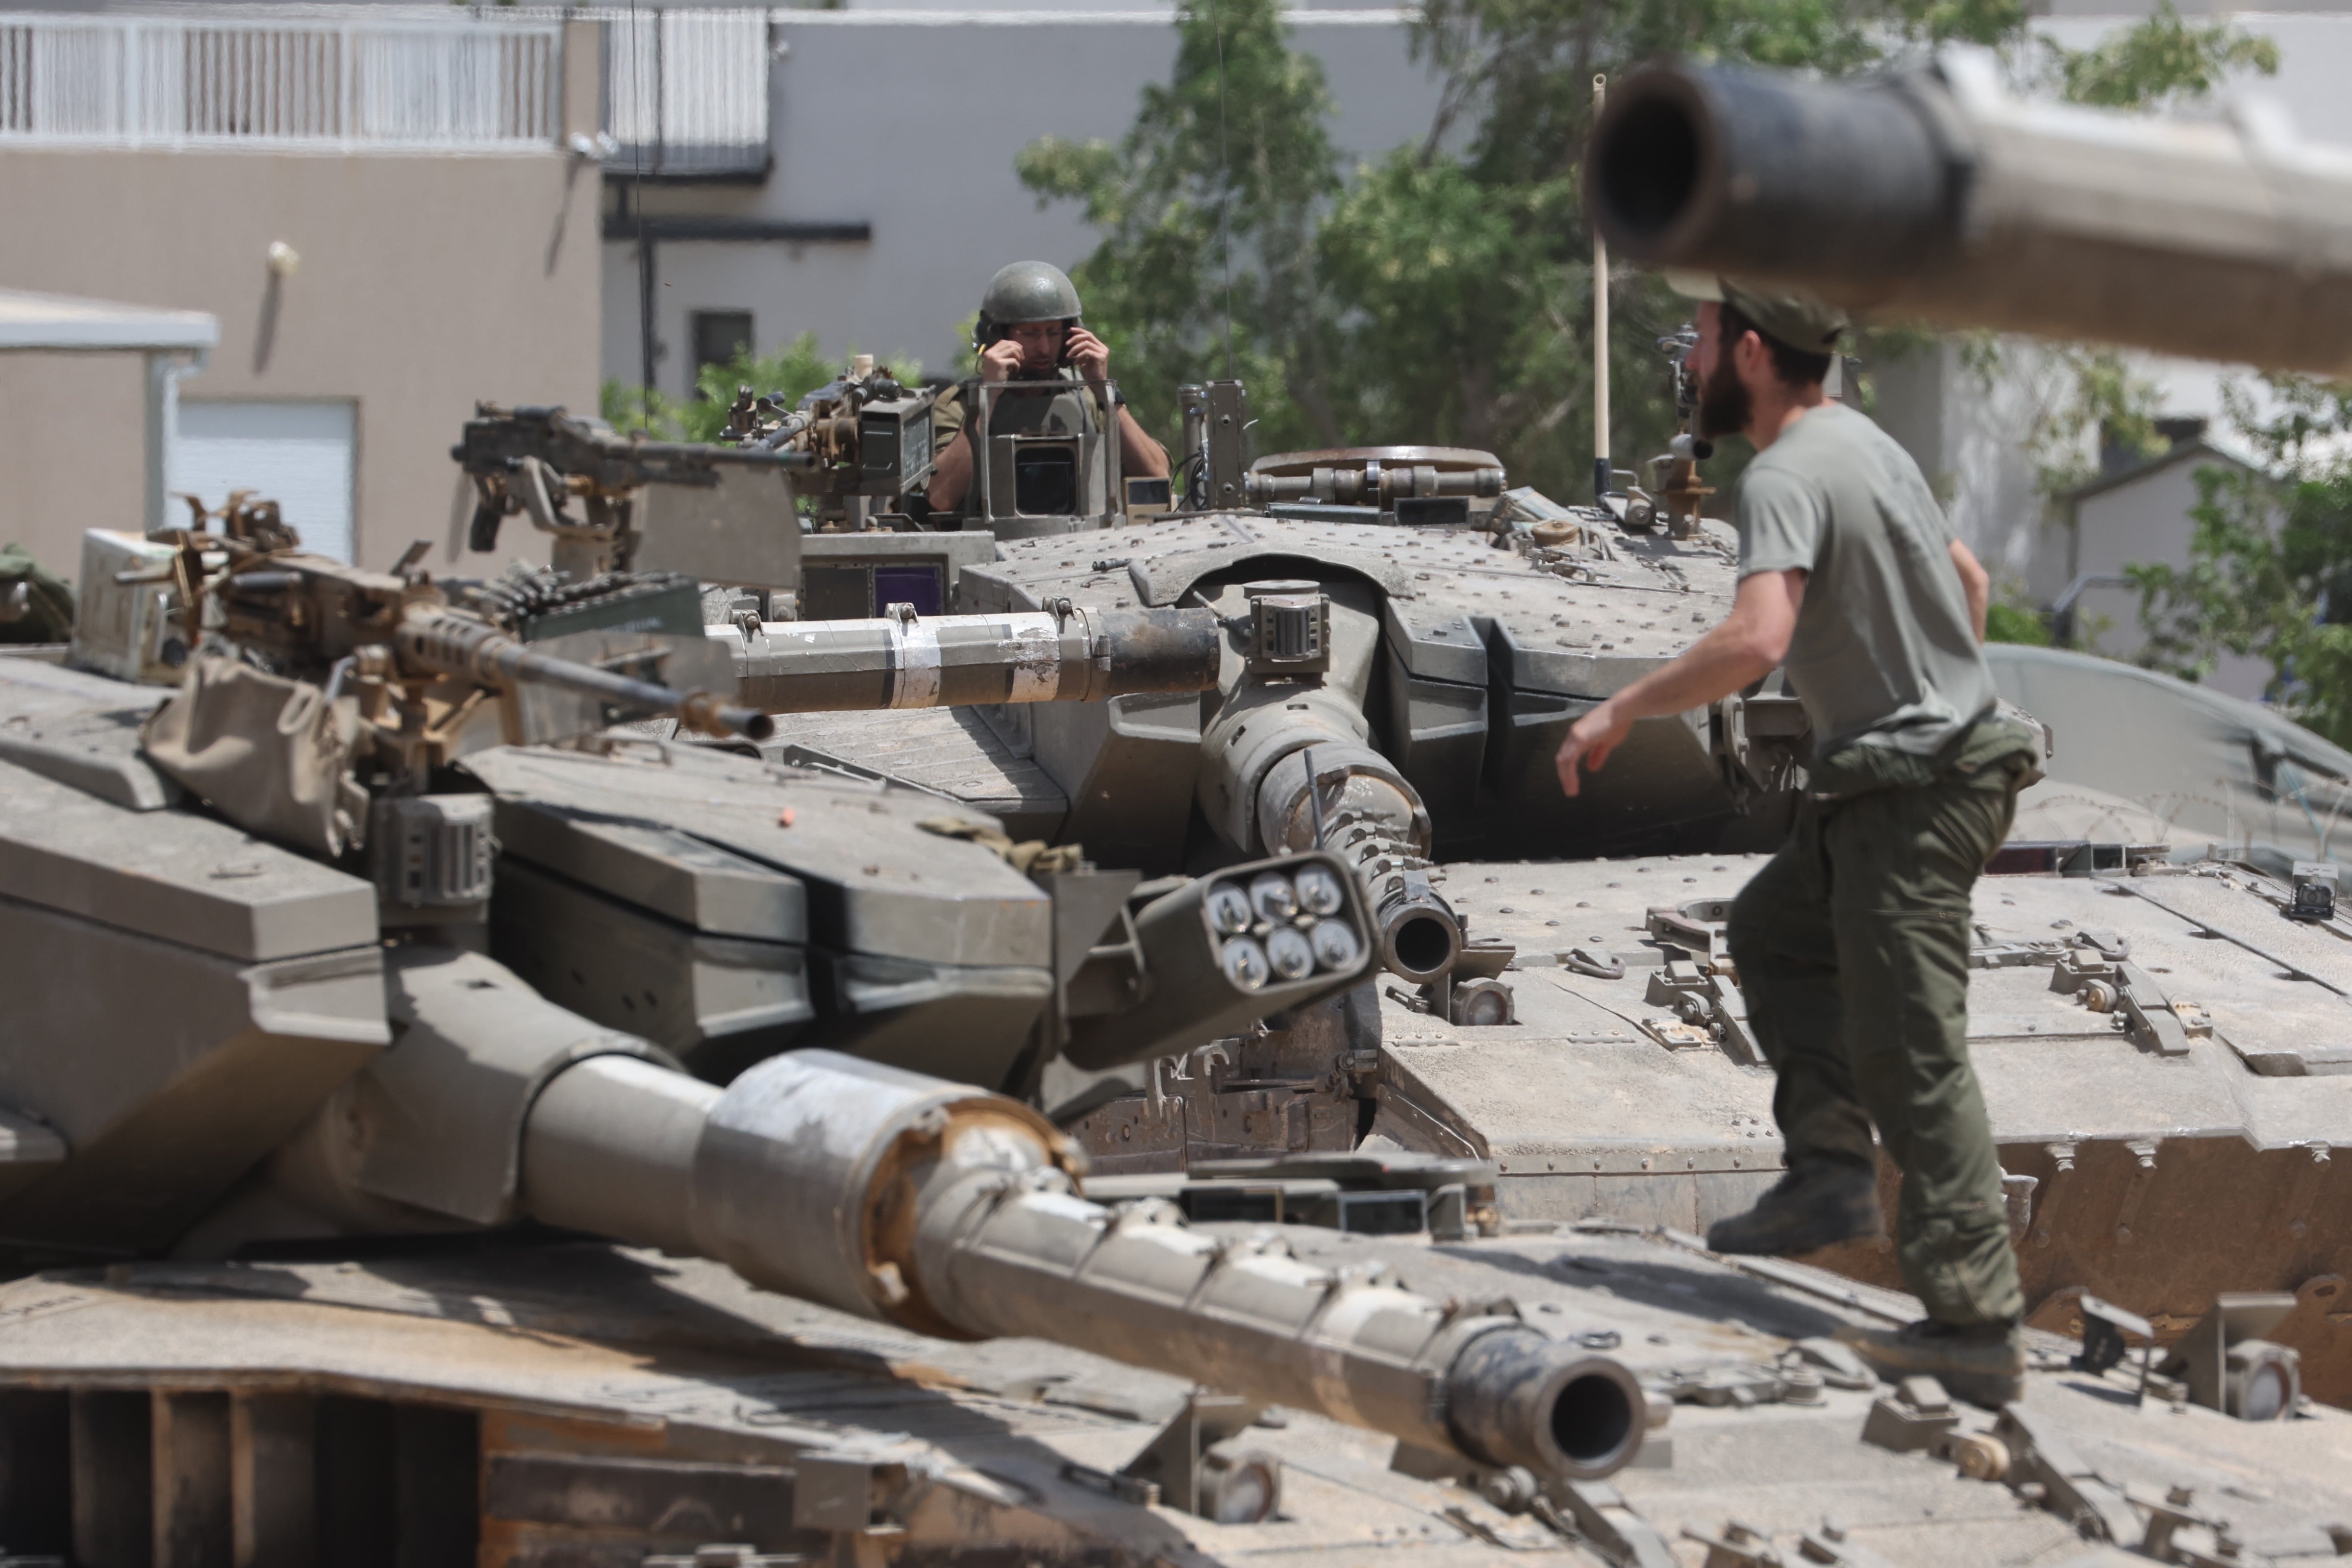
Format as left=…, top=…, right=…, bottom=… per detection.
left=601, top=7, right=770, bottom=178
left=0, top=7, right=775, bottom=174
left=0, top=11, right=562, bottom=151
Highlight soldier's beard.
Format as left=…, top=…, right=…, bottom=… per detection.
left=1697, top=355, right=1751, bottom=443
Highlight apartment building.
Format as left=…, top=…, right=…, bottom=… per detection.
left=0, top=8, right=605, bottom=574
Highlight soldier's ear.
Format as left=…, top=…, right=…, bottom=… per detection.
left=1731, top=328, right=1769, bottom=380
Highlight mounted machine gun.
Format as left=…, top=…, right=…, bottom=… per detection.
left=720, top=358, right=939, bottom=533
left=455, top=403, right=807, bottom=579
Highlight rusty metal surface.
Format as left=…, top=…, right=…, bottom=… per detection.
left=6, top=1230, right=2351, bottom=1566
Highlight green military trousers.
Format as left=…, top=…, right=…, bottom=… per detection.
left=1724, top=720, right=2036, bottom=1328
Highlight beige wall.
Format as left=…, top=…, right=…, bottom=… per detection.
left=0, top=144, right=601, bottom=579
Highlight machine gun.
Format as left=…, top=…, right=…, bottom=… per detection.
left=203, top=549, right=770, bottom=745
left=721, top=359, right=939, bottom=532
left=1584, top=46, right=2352, bottom=375
left=122, top=514, right=772, bottom=867
left=455, top=403, right=806, bottom=579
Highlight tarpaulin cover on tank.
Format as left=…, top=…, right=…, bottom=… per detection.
left=1987, top=644, right=2352, bottom=867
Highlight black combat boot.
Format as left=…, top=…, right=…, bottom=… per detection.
left=1703, top=1160, right=1883, bottom=1256
left=1837, top=1318, right=2026, bottom=1410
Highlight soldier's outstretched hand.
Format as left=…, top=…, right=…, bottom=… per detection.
left=1555, top=701, right=1632, bottom=798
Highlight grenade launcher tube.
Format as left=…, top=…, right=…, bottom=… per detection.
left=521, top=1049, right=1648, bottom=1482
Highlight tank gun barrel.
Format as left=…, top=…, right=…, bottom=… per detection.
left=399, top=610, right=775, bottom=741
left=523, top=1049, right=1647, bottom=1482
left=721, top=605, right=1222, bottom=713
left=1585, top=48, right=2352, bottom=375
left=1195, top=587, right=1468, bottom=987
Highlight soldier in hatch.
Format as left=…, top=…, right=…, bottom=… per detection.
left=1554, top=277, right=2037, bottom=1410
left=925, top=261, right=1170, bottom=516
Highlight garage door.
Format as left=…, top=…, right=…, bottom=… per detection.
left=174, top=400, right=356, bottom=563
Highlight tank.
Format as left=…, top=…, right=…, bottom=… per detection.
left=1582, top=46, right=2352, bottom=376
left=10, top=380, right=2352, bottom=1564
left=0, top=516, right=1693, bottom=1556
left=746, top=374, right=2352, bottom=1423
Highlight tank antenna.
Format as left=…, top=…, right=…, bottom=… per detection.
left=1592, top=72, right=1611, bottom=503
left=1213, top=0, right=1237, bottom=381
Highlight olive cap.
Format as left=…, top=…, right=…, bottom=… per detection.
left=978, top=260, right=1083, bottom=335
left=1662, top=270, right=1848, bottom=354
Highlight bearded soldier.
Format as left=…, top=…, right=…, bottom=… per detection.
left=1555, top=277, right=2036, bottom=1409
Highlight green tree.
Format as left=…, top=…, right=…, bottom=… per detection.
left=1026, top=0, right=2285, bottom=513
left=2041, top=0, right=2277, bottom=109
left=1024, top=0, right=2024, bottom=502
left=1984, top=583, right=2053, bottom=646
left=1018, top=0, right=1344, bottom=457
left=2131, top=380, right=2352, bottom=744
left=602, top=334, right=921, bottom=443
left=1974, top=6, right=2280, bottom=515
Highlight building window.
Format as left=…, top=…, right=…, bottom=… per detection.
left=691, top=310, right=754, bottom=398
left=173, top=399, right=357, bottom=563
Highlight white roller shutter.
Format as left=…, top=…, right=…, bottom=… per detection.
left=173, top=400, right=356, bottom=563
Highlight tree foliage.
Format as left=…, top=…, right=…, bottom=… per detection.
left=601, top=334, right=921, bottom=443
left=1023, top=0, right=2291, bottom=516
left=1022, top=0, right=2023, bottom=502
left=2132, top=380, right=2352, bottom=744
left=1018, top=0, right=1344, bottom=457
left=1970, top=6, right=2280, bottom=520
left=2040, top=0, right=2277, bottom=109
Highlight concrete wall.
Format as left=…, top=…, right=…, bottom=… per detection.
left=2068, top=453, right=2272, bottom=699
left=604, top=10, right=1446, bottom=398
left=0, top=146, right=601, bottom=578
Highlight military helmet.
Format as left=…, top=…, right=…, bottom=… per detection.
left=976, top=260, right=1083, bottom=349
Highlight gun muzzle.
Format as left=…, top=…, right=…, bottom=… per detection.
left=398, top=611, right=775, bottom=742
left=521, top=1049, right=1651, bottom=1482
left=720, top=606, right=1221, bottom=714
left=1202, top=689, right=1467, bottom=987
left=1586, top=49, right=2352, bottom=376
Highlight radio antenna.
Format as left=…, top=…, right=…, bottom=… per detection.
left=1592, top=72, right=1612, bottom=503
left=1213, top=0, right=1237, bottom=382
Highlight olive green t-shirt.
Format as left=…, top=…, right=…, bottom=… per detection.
left=1735, top=401, right=1994, bottom=756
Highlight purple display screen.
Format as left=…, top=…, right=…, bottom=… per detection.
left=872, top=564, right=945, bottom=617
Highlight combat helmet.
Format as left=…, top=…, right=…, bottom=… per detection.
left=976, top=260, right=1083, bottom=351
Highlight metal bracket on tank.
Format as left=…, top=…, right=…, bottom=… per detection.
left=2048, top=946, right=2195, bottom=1057
left=1681, top=1518, right=1901, bottom=1568
left=1710, top=681, right=1809, bottom=809
left=1388, top=940, right=1518, bottom=1026
left=1389, top=1450, right=1680, bottom=1566
left=1631, top=900, right=1763, bottom=1063
left=1640, top=961, right=1759, bottom=1065
left=1647, top=899, right=1732, bottom=962
left=1103, top=1390, right=1284, bottom=1524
